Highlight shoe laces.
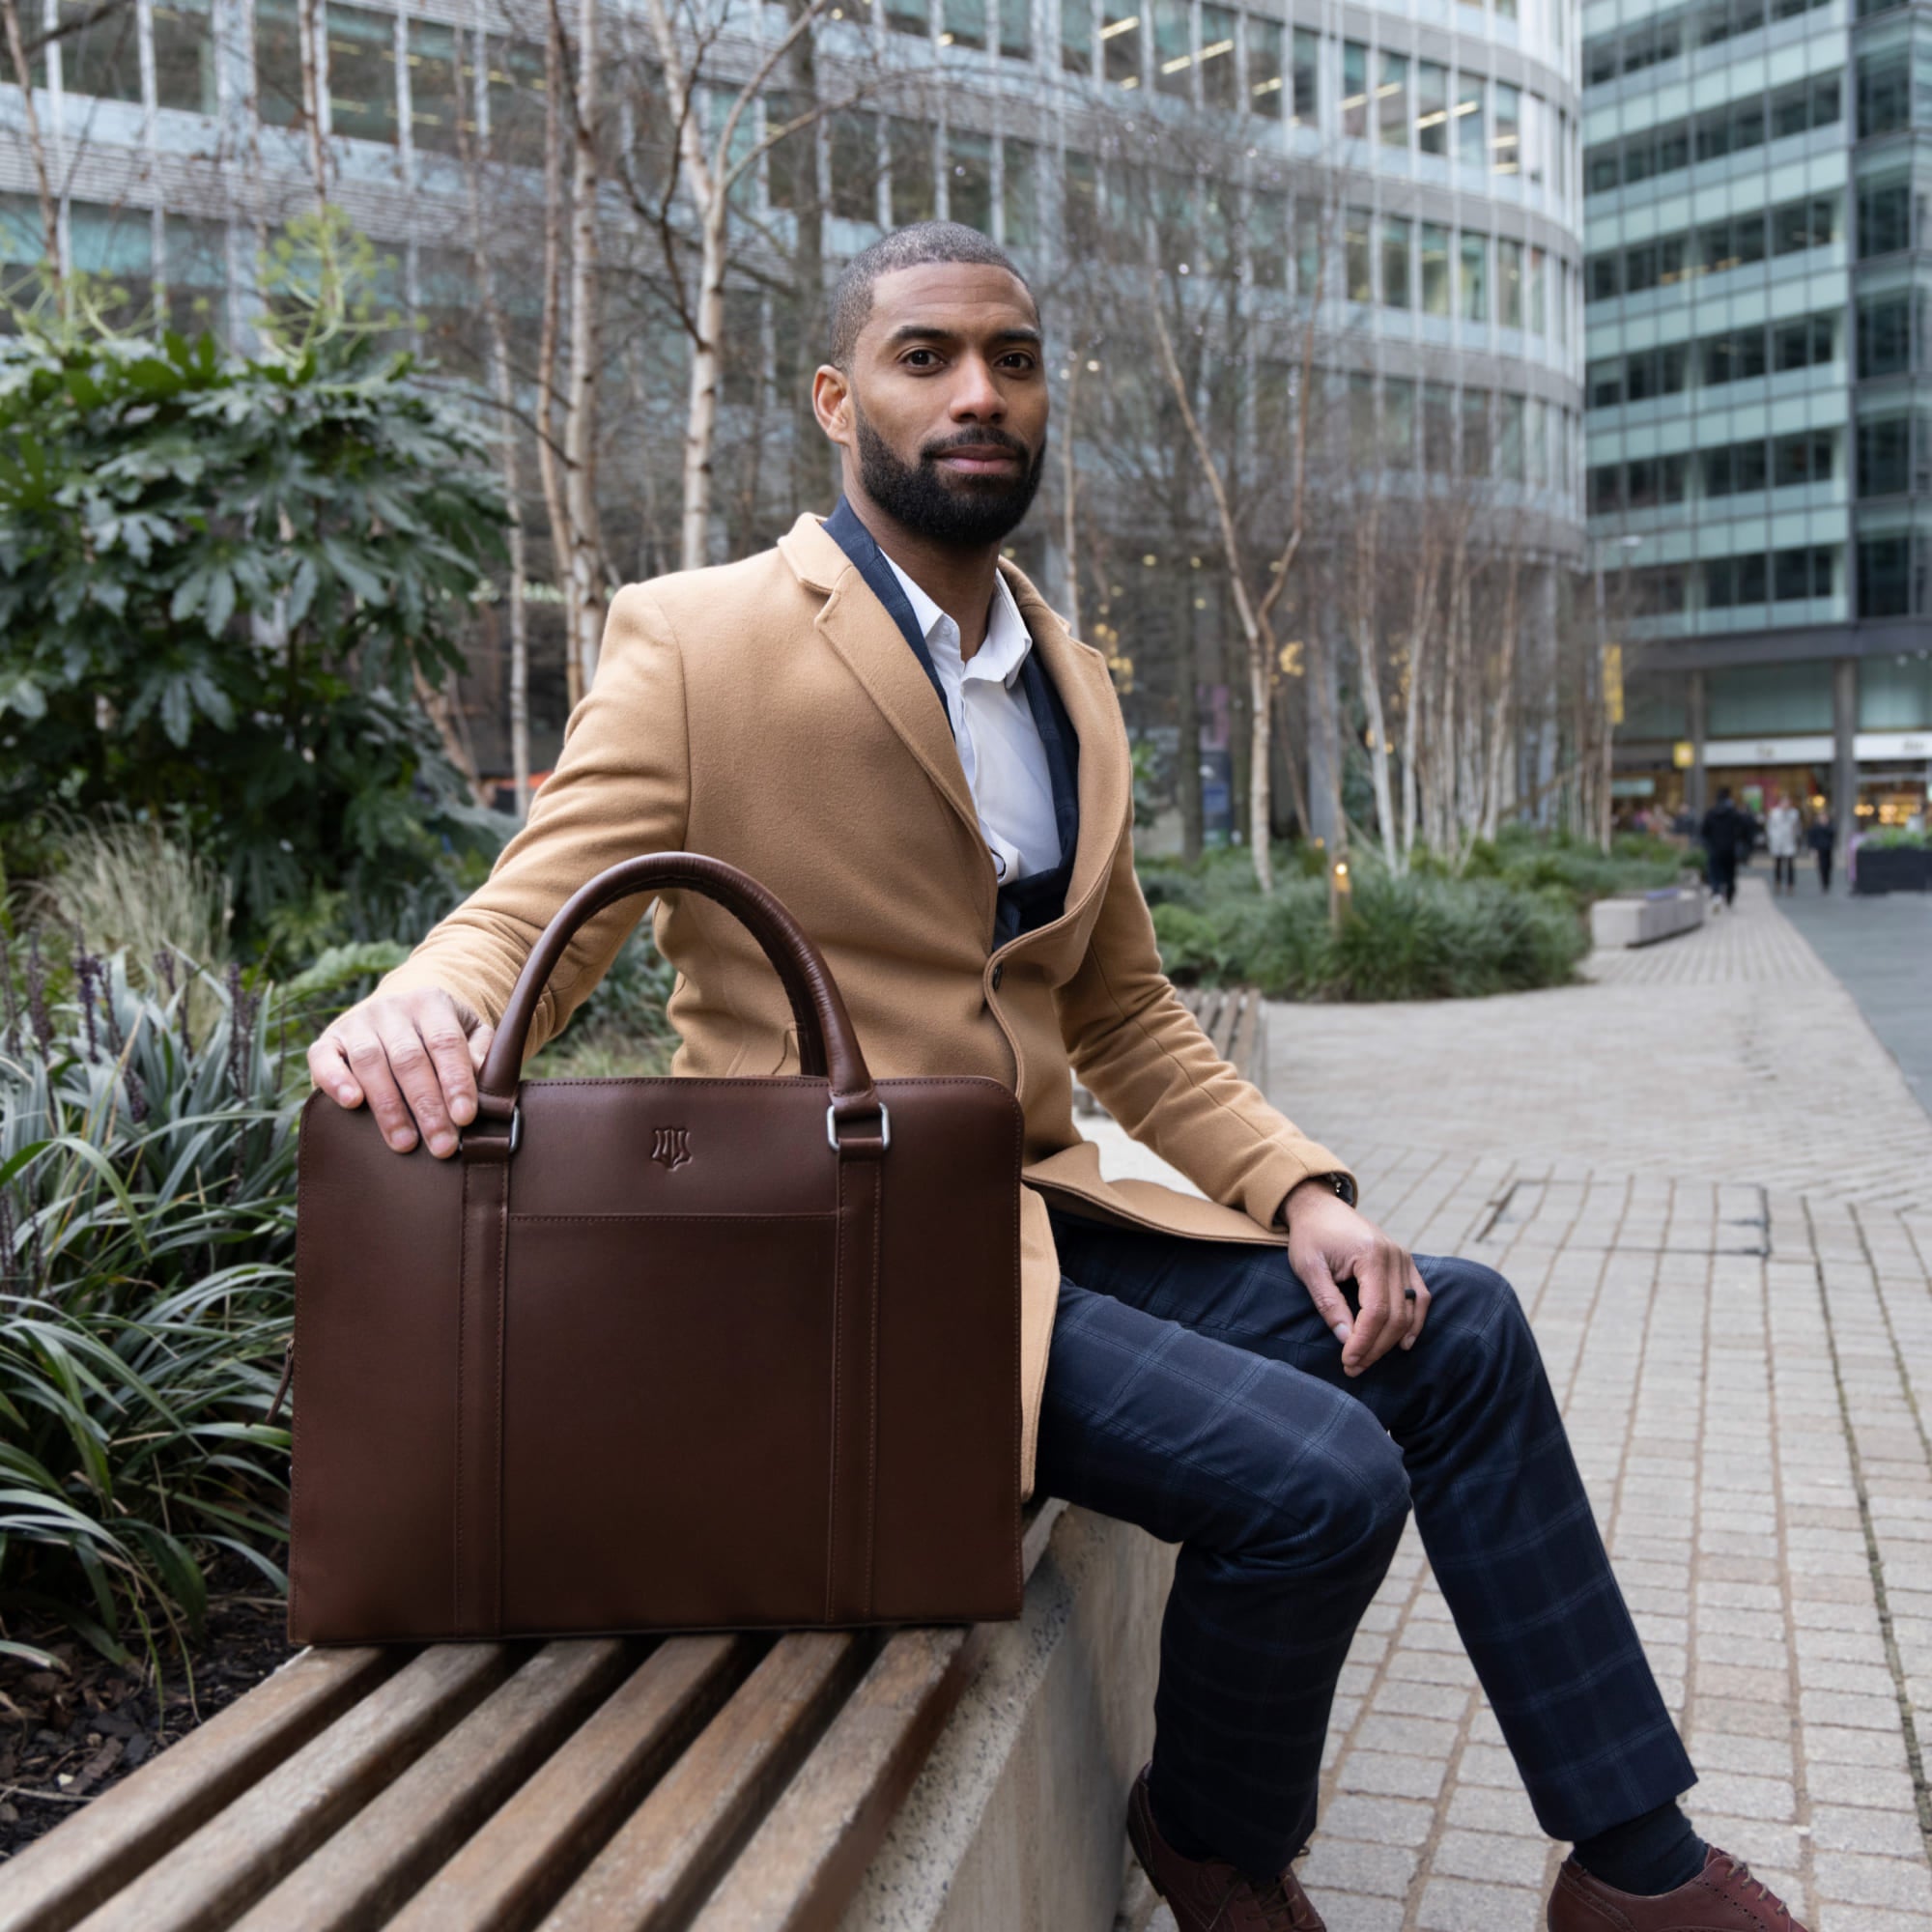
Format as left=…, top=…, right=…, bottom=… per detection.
left=1714, top=1854, right=1789, bottom=1921
left=1248, top=1848, right=1314, bottom=1931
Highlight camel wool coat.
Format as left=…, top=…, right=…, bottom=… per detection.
left=374, top=512, right=1356, bottom=1500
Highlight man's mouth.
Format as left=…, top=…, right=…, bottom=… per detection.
left=930, top=443, right=1026, bottom=475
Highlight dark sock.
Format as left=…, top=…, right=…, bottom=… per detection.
left=1573, top=1802, right=1706, bottom=1895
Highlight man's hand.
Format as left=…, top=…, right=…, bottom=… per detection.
left=306, top=987, right=496, bottom=1159
left=1277, top=1176, right=1430, bottom=1377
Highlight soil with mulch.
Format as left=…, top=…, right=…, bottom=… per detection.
left=0, top=1551, right=298, bottom=1862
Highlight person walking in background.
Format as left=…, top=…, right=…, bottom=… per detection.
left=1766, top=793, right=1801, bottom=895
left=1808, top=810, right=1837, bottom=893
left=1699, top=787, right=1752, bottom=911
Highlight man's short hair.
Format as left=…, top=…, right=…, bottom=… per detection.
left=827, top=222, right=1036, bottom=369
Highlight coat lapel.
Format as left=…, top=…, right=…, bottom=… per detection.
left=777, top=512, right=1130, bottom=949
left=779, top=513, right=983, bottom=851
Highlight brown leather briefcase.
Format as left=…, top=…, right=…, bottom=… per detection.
left=285, top=853, right=1025, bottom=1644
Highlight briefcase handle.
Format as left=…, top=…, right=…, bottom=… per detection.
left=474, top=852, right=886, bottom=1141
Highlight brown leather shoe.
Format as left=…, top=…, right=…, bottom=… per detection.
left=1124, top=1763, right=1325, bottom=1931
left=1548, top=1845, right=1811, bottom=1930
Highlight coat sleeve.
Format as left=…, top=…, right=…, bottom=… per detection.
left=1052, top=818, right=1358, bottom=1228
left=371, top=583, right=691, bottom=1063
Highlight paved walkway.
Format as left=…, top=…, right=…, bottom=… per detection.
left=1089, top=876, right=1932, bottom=1932
left=1774, top=867, right=1932, bottom=1120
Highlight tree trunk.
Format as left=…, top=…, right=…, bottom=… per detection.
left=681, top=202, right=726, bottom=570
left=563, top=0, right=605, bottom=688
left=1175, top=626, right=1204, bottom=863
left=534, top=6, right=578, bottom=708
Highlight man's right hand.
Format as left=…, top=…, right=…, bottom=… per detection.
left=306, top=988, right=497, bottom=1159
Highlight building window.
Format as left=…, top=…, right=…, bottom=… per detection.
left=1291, top=28, right=1317, bottom=123
left=407, top=19, right=464, bottom=156
left=1498, top=238, right=1523, bottom=326
left=1417, top=60, right=1448, bottom=155
left=1001, top=0, right=1032, bottom=58
left=1457, top=72, right=1485, bottom=166
left=833, top=114, right=880, bottom=223
left=945, top=0, right=987, bottom=51
left=154, top=0, right=216, bottom=114
left=57, top=0, right=144, bottom=103
left=1384, top=377, right=1416, bottom=468
left=1774, top=313, right=1833, bottom=372
left=1061, top=0, right=1093, bottom=73
left=1003, top=138, right=1037, bottom=245
left=1587, top=252, right=1618, bottom=300
left=1772, top=196, right=1834, bottom=253
left=1103, top=0, right=1139, bottom=88
left=1774, top=546, right=1833, bottom=600
left=1859, top=292, right=1917, bottom=377
left=1247, top=17, right=1283, bottom=118
left=1461, top=387, right=1491, bottom=475
left=1198, top=6, right=1236, bottom=108
left=254, top=0, right=307, bottom=130
left=1349, top=373, right=1376, bottom=465
left=1458, top=230, right=1488, bottom=320
left=1492, top=81, right=1520, bottom=173
left=1421, top=222, right=1450, bottom=313
left=1152, top=0, right=1188, bottom=95
left=1528, top=398, right=1548, bottom=486
left=1859, top=50, right=1909, bottom=135
left=1380, top=216, right=1411, bottom=307
left=1378, top=51, right=1409, bottom=148
left=1858, top=534, right=1916, bottom=615
left=1249, top=187, right=1286, bottom=287
left=890, top=121, right=935, bottom=224
left=1857, top=414, right=1915, bottom=496
left=1424, top=381, right=1455, bottom=472
left=1346, top=207, right=1372, bottom=301
left=1587, top=356, right=1621, bottom=407
left=891, top=0, right=931, bottom=38
left=1775, top=428, right=1833, bottom=486
left=1859, top=178, right=1914, bottom=257
left=1343, top=42, right=1368, bottom=138
left=1498, top=392, right=1525, bottom=480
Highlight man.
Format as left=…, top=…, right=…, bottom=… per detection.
left=1699, top=786, right=1753, bottom=912
left=309, top=225, right=1804, bottom=1932
left=1808, top=809, right=1837, bottom=893
left=1766, top=792, right=1802, bottom=895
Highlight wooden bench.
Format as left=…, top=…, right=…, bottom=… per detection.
left=0, top=1505, right=1065, bottom=1932
left=1074, top=983, right=1269, bottom=1118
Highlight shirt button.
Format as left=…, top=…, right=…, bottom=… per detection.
left=990, top=962, right=1005, bottom=991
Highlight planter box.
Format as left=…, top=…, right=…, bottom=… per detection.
left=1854, top=846, right=1932, bottom=895
left=1590, top=885, right=1706, bottom=949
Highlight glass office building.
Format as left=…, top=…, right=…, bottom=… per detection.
left=1584, top=0, right=1932, bottom=830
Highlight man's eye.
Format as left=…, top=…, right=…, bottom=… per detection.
left=903, top=349, right=939, bottom=367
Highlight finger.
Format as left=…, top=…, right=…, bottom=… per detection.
left=468, top=1021, right=495, bottom=1072
left=412, top=999, right=480, bottom=1129
left=338, top=1020, right=414, bottom=1151
left=1293, top=1246, right=1355, bottom=1350
left=1401, top=1261, right=1433, bottom=1350
left=372, top=1012, right=458, bottom=1157
left=307, top=1033, right=364, bottom=1109
left=1342, top=1252, right=1391, bottom=1376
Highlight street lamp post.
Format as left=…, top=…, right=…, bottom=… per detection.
left=1593, top=533, right=1644, bottom=852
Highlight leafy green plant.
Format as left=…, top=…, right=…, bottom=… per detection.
left=1860, top=826, right=1932, bottom=851
left=0, top=926, right=305, bottom=1669
left=0, top=262, right=507, bottom=950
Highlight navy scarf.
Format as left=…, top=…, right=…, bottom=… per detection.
left=823, top=497, right=1079, bottom=946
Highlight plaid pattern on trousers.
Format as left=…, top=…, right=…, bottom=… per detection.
left=1034, top=1207, right=1697, bottom=1882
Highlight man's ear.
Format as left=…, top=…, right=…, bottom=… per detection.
left=811, top=364, right=852, bottom=447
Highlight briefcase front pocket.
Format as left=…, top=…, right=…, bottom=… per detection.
left=499, top=1213, right=838, bottom=1634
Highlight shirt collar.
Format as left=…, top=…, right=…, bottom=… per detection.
left=879, top=553, right=1035, bottom=691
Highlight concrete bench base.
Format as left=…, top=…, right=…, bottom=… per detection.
left=840, top=1502, right=1173, bottom=1932
left=1590, top=887, right=1705, bottom=950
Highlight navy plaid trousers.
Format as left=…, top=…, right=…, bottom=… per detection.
left=1035, top=1207, right=1696, bottom=1881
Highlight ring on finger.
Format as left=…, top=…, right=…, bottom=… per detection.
left=1404, top=1287, right=1418, bottom=1302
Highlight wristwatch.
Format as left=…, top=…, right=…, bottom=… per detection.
left=1273, top=1171, right=1358, bottom=1227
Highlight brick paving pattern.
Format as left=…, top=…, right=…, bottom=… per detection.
left=1106, top=877, right=1932, bottom=1931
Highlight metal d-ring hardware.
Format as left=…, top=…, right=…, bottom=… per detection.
left=826, top=1100, right=891, bottom=1152
left=461, top=1102, right=522, bottom=1155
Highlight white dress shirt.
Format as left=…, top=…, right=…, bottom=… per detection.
left=879, top=554, right=1063, bottom=885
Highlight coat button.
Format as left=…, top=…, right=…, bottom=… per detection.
left=990, top=962, right=1004, bottom=991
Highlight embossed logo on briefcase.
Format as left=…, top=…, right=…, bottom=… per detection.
left=651, top=1126, right=692, bottom=1170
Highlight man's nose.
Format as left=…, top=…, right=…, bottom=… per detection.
left=949, top=356, right=1006, bottom=419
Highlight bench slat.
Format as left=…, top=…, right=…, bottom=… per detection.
left=71, top=1644, right=514, bottom=1932
left=1228, top=992, right=1260, bottom=1091
left=538, top=1633, right=869, bottom=1932
left=385, top=1634, right=745, bottom=1932
left=686, top=1625, right=981, bottom=1932
left=0, top=1646, right=398, bottom=1932
left=227, top=1639, right=637, bottom=1932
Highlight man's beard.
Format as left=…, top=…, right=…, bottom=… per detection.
left=854, top=405, right=1046, bottom=548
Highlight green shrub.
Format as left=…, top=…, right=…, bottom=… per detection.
left=1322, top=877, right=1585, bottom=1002
left=0, top=922, right=338, bottom=1668
left=1861, top=826, right=1932, bottom=851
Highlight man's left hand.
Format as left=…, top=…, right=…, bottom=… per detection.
left=1276, top=1178, right=1431, bottom=1378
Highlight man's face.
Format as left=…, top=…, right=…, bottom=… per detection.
left=817, top=262, right=1047, bottom=548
